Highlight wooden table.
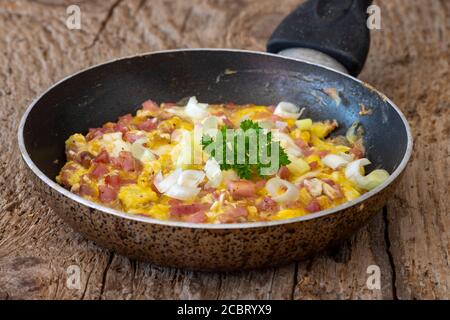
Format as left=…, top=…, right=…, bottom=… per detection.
left=0, top=0, right=448, bottom=300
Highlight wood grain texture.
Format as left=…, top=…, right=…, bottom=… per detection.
left=0, top=0, right=448, bottom=300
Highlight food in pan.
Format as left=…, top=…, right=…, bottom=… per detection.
left=56, top=97, right=389, bottom=223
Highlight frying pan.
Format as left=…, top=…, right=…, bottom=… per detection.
left=18, top=0, right=412, bottom=271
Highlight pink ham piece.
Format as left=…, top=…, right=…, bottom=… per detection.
left=123, top=132, right=146, bottom=143
left=93, top=150, right=110, bottom=164
left=309, top=161, right=318, bottom=169
left=227, top=180, right=256, bottom=200
left=222, top=117, right=234, bottom=128
left=142, top=99, right=160, bottom=112
left=78, top=184, right=96, bottom=197
left=294, top=138, right=314, bottom=156
left=181, top=211, right=207, bottom=223
left=111, top=151, right=141, bottom=173
left=277, top=166, right=290, bottom=180
left=77, top=151, right=94, bottom=168
left=104, top=174, right=135, bottom=189
left=255, top=179, right=267, bottom=190
left=89, top=163, right=108, bottom=179
left=117, top=113, right=133, bottom=125
left=99, top=185, right=117, bottom=203
left=219, top=206, right=248, bottom=223
left=256, top=196, right=278, bottom=213
left=317, top=150, right=329, bottom=158
left=86, top=127, right=106, bottom=141
left=170, top=203, right=211, bottom=216
left=137, top=118, right=158, bottom=132
left=305, top=200, right=321, bottom=213
left=350, top=143, right=365, bottom=159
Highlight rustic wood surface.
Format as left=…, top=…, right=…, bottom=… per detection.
left=0, top=0, right=448, bottom=300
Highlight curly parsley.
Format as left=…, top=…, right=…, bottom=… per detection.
left=201, top=119, right=290, bottom=179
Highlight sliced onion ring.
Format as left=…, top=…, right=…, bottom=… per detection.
left=345, top=158, right=390, bottom=190
left=266, top=177, right=299, bottom=203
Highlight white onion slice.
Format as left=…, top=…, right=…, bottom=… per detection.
left=266, top=177, right=299, bottom=203
left=110, top=140, right=130, bottom=157
left=273, top=132, right=303, bottom=157
left=177, top=170, right=205, bottom=188
left=185, top=96, right=208, bottom=121
left=274, top=101, right=302, bottom=119
left=201, top=116, right=219, bottom=137
left=345, top=158, right=389, bottom=190
left=345, top=158, right=371, bottom=180
left=154, top=168, right=182, bottom=193
left=102, top=132, right=123, bottom=141
left=131, top=138, right=155, bottom=163
left=322, top=154, right=349, bottom=170
left=101, top=132, right=131, bottom=157
left=257, top=120, right=274, bottom=130
left=165, top=106, right=187, bottom=118
left=204, top=158, right=222, bottom=187
left=338, top=152, right=354, bottom=162
left=165, top=184, right=201, bottom=200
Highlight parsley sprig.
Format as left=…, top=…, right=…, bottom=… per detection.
left=201, top=120, right=290, bottom=179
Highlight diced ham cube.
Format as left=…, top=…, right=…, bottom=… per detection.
left=142, top=100, right=160, bottom=112
left=219, top=206, right=248, bottom=223
left=99, top=185, right=117, bottom=203
left=278, top=166, right=290, bottom=179
left=89, top=163, right=108, bottom=179
left=93, top=150, right=110, bottom=164
left=227, top=180, right=256, bottom=200
left=137, top=118, right=158, bottom=132
left=256, top=196, right=278, bottom=213
left=170, top=203, right=211, bottom=216
left=306, top=200, right=321, bottom=213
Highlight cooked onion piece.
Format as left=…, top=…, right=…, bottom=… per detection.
left=177, top=170, right=205, bottom=188
left=154, top=168, right=182, bottom=193
left=322, top=154, right=349, bottom=170
left=165, top=184, right=201, bottom=201
left=154, top=169, right=204, bottom=200
left=274, top=101, right=303, bottom=119
left=201, top=116, right=219, bottom=137
left=266, top=177, right=299, bottom=203
left=345, top=158, right=389, bottom=190
left=185, top=96, right=209, bottom=121
left=273, top=132, right=303, bottom=157
left=58, top=98, right=392, bottom=224
left=204, top=158, right=222, bottom=187
left=101, top=132, right=131, bottom=157
left=131, top=138, right=155, bottom=163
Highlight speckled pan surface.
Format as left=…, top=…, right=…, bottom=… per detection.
left=18, top=49, right=413, bottom=271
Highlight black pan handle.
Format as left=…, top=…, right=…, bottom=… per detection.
left=267, top=0, right=372, bottom=76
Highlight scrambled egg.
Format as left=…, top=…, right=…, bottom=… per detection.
left=56, top=97, right=387, bottom=223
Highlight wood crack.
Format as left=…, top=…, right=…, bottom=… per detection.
left=290, top=261, right=298, bottom=300
left=383, top=207, right=398, bottom=300
left=99, top=253, right=114, bottom=300
left=85, top=0, right=124, bottom=49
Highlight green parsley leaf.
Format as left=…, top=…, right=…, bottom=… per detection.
left=202, top=119, right=291, bottom=179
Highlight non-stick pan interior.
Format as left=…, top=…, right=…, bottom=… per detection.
left=22, top=50, right=409, bottom=180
